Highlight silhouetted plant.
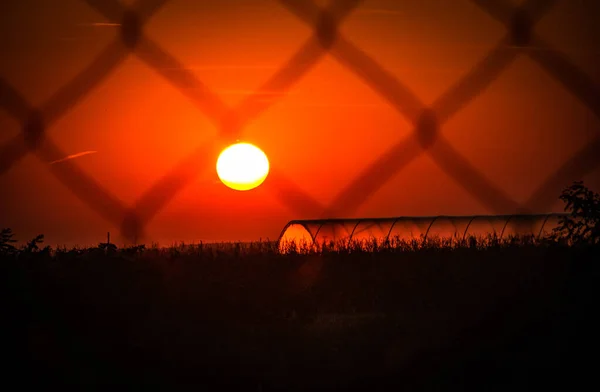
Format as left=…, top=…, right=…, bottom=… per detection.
left=23, top=234, right=46, bottom=252
left=98, top=241, right=118, bottom=254
left=553, top=181, right=600, bottom=245
left=1, top=228, right=17, bottom=255
left=121, top=244, right=146, bottom=255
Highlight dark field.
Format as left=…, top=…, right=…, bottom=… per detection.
left=2, top=238, right=599, bottom=391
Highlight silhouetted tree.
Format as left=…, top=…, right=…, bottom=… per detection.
left=24, top=234, right=45, bottom=252
left=0, top=228, right=17, bottom=255
left=554, top=181, right=600, bottom=245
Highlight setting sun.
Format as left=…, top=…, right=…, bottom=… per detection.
left=216, top=142, right=270, bottom=191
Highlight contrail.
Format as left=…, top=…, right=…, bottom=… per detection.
left=157, top=65, right=277, bottom=71
left=216, top=89, right=294, bottom=96
left=357, top=9, right=403, bottom=16
left=78, top=22, right=121, bottom=27
left=49, top=151, right=97, bottom=165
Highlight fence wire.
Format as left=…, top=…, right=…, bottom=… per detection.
left=1, top=0, right=599, bottom=243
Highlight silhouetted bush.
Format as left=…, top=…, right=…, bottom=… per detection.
left=24, top=234, right=47, bottom=252
left=1, top=229, right=50, bottom=256
left=0, top=228, right=17, bottom=255
left=553, top=181, right=600, bottom=245
left=98, top=240, right=118, bottom=254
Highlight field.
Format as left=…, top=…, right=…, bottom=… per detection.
left=2, top=235, right=599, bottom=391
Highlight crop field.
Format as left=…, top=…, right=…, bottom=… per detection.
left=2, top=233, right=599, bottom=391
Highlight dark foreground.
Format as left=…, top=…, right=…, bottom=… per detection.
left=2, top=243, right=599, bottom=391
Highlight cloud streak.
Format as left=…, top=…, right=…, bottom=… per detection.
left=78, top=22, right=121, bottom=27
left=49, top=151, right=97, bottom=165
left=356, top=8, right=403, bottom=16
left=157, top=65, right=278, bottom=71
left=216, top=89, right=294, bottom=96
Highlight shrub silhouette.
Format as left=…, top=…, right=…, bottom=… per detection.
left=98, top=242, right=118, bottom=251
left=553, top=181, right=600, bottom=245
left=24, top=234, right=46, bottom=252
left=0, top=228, right=17, bottom=255
left=1, top=230, right=51, bottom=256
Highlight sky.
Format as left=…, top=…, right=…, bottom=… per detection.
left=1, top=0, right=600, bottom=247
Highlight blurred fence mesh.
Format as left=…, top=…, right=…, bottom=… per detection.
left=1, top=0, right=599, bottom=243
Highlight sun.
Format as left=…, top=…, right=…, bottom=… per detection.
left=216, top=142, right=270, bottom=191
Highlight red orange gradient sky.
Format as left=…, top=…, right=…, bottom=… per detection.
left=1, top=0, right=599, bottom=247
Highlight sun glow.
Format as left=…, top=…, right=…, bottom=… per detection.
left=216, top=142, right=270, bottom=191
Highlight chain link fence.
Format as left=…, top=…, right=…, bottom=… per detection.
left=1, top=0, right=599, bottom=243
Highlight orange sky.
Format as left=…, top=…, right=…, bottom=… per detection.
left=1, top=0, right=599, bottom=247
